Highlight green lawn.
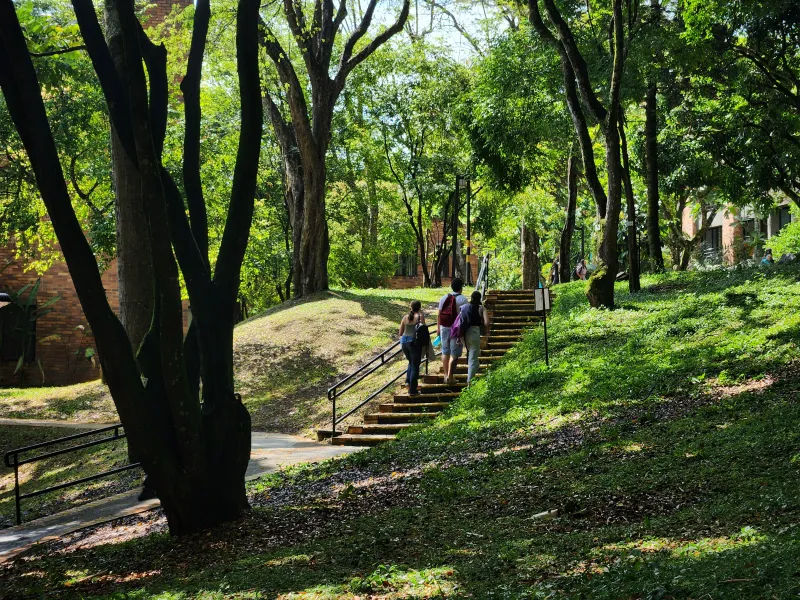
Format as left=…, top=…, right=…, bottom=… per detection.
left=2, top=266, right=800, bottom=598
left=0, top=425, right=141, bottom=528
left=0, top=287, right=455, bottom=433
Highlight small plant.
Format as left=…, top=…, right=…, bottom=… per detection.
left=1, top=279, right=60, bottom=385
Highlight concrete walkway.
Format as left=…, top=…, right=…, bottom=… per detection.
left=0, top=432, right=360, bottom=562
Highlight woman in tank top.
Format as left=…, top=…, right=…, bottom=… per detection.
left=399, top=300, right=425, bottom=395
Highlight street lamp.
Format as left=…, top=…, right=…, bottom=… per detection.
left=0, top=292, right=11, bottom=308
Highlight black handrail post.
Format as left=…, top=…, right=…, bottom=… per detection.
left=332, top=397, right=336, bottom=437
left=13, top=453, right=21, bottom=525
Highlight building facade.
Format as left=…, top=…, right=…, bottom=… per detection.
left=681, top=200, right=794, bottom=264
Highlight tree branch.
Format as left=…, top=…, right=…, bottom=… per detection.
left=214, top=0, right=263, bottom=307
left=336, top=0, right=410, bottom=92
left=30, top=45, right=87, bottom=57
left=181, top=0, right=211, bottom=266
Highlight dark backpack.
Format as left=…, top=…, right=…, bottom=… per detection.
left=414, top=318, right=431, bottom=348
left=439, top=293, right=459, bottom=327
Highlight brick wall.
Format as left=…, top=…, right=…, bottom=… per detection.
left=386, top=219, right=482, bottom=288
left=0, top=245, right=191, bottom=387
left=722, top=209, right=743, bottom=265
left=145, top=0, right=192, bottom=27
left=681, top=205, right=698, bottom=239
left=0, top=244, right=110, bottom=386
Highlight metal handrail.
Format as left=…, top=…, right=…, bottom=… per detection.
left=3, top=423, right=141, bottom=525
left=475, top=254, right=490, bottom=300
left=327, top=254, right=491, bottom=438
left=327, top=323, right=438, bottom=434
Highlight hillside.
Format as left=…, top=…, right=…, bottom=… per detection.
left=0, top=287, right=452, bottom=433
left=4, top=265, right=799, bottom=598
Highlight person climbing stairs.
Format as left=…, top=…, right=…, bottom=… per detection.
left=327, top=289, right=548, bottom=446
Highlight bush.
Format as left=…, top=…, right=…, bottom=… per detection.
left=767, top=220, right=800, bottom=258
left=328, top=244, right=396, bottom=288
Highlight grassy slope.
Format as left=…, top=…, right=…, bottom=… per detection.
left=0, top=287, right=451, bottom=432
left=0, top=425, right=140, bottom=528
left=3, top=266, right=800, bottom=598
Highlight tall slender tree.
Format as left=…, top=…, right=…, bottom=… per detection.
left=0, top=0, right=262, bottom=534
left=529, top=0, right=639, bottom=307
left=259, top=0, right=410, bottom=297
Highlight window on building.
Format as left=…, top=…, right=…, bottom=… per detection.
left=778, top=206, right=792, bottom=231
left=704, top=226, right=723, bottom=252
left=394, top=253, right=417, bottom=277
left=0, top=304, right=35, bottom=362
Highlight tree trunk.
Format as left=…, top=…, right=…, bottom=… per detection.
left=105, top=1, right=153, bottom=356
left=559, top=153, right=578, bottom=283
left=285, top=157, right=304, bottom=297
left=521, top=220, right=539, bottom=289
left=619, top=118, right=640, bottom=292
left=367, top=161, right=378, bottom=247
left=587, top=116, right=622, bottom=308
left=645, top=82, right=664, bottom=271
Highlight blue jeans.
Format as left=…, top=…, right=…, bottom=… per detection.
left=401, top=340, right=422, bottom=393
left=464, top=326, right=482, bottom=383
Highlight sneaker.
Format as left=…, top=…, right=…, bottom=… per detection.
left=409, top=390, right=421, bottom=396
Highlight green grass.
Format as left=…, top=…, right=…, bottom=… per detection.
left=0, top=425, right=141, bottom=527
left=0, top=380, right=115, bottom=422
left=2, top=266, right=800, bottom=598
left=0, top=287, right=455, bottom=433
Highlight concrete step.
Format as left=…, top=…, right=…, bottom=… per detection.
left=364, top=412, right=438, bottom=424
left=380, top=402, right=449, bottom=413
left=394, top=391, right=461, bottom=402
left=488, top=335, right=521, bottom=343
left=332, top=434, right=395, bottom=446
left=348, top=423, right=416, bottom=435
left=418, top=382, right=467, bottom=393
left=487, top=341, right=515, bottom=349
left=422, top=373, right=468, bottom=383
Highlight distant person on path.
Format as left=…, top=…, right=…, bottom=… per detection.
left=399, top=300, right=425, bottom=395
left=761, top=248, right=775, bottom=266
left=438, top=277, right=468, bottom=384
left=575, top=259, right=588, bottom=280
left=460, top=291, right=490, bottom=386
left=550, top=259, right=560, bottom=285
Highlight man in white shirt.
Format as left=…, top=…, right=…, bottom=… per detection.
left=437, top=277, right=468, bottom=384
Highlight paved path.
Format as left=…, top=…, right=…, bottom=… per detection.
left=0, top=432, right=360, bottom=562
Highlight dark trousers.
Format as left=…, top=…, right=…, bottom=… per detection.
left=402, top=341, right=422, bottom=393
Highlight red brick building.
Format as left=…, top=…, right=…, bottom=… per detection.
left=387, top=219, right=483, bottom=289
left=681, top=199, right=794, bottom=264
left=0, top=0, right=192, bottom=388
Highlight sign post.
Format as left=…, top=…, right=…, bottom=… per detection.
left=534, top=287, right=551, bottom=366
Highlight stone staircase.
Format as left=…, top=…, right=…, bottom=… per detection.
left=329, top=290, right=545, bottom=446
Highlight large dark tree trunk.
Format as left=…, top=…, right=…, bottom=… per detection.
left=559, top=153, right=578, bottom=283
left=619, top=118, right=640, bottom=292
left=105, top=1, right=153, bottom=355
left=645, top=82, right=665, bottom=271
left=0, top=0, right=261, bottom=534
left=299, top=153, right=330, bottom=295
left=264, top=96, right=303, bottom=297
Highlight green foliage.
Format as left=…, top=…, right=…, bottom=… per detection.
left=328, top=244, right=396, bottom=288
left=767, top=220, right=800, bottom=258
